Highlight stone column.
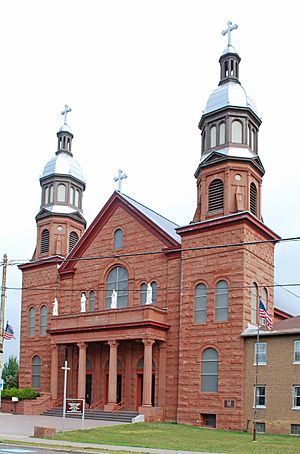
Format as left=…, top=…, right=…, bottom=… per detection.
left=158, top=342, right=167, bottom=407
left=77, top=342, right=87, bottom=400
left=50, top=343, right=58, bottom=400
left=142, top=338, right=155, bottom=406
left=104, top=340, right=119, bottom=411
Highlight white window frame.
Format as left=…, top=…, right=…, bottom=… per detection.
left=254, top=342, right=267, bottom=365
left=254, top=384, right=266, bottom=408
left=294, top=340, right=300, bottom=364
left=292, top=385, right=300, bottom=409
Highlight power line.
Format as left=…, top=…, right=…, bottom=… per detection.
left=3, top=235, right=300, bottom=267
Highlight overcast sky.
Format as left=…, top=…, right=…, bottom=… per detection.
left=1, top=0, right=300, bottom=361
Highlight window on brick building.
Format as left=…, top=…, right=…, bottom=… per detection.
left=291, top=424, right=300, bottom=435
left=294, top=341, right=300, bottom=363
left=29, top=307, right=36, bottom=337
left=105, top=266, right=128, bottom=309
left=254, top=342, right=267, bottom=365
left=201, top=348, right=218, bottom=392
left=208, top=179, right=224, bottom=212
left=114, top=229, right=123, bottom=250
left=232, top=120, right=243, bottom=143
left=251, top=283, right=258, bottom=325
left=89, top=290, right=95, bottom=311
left=41, top=229, right=50, bottom=254
left=57, top=184, right=66, bottom=202
left=250, top=182, right=257, bottom=216
left=140, top=281, right=157, bottom=305
left=215, top=280, right=228, bottom=321
left=293, top=386, right=300, bottom=408
left=254, top=385, right=266, bottom=407
left=195, top=283, right=207, bottom=323
left=210, top=125, right=217, bottom=148
left=202, top=413, right=216, bottom=428
left=256, top=422, right=265, bottom=433
left=40, top=305, right=48, bottom=336
left=69, top=231, right=79, bottom=252
left=32, top=355, right=41, bottom=388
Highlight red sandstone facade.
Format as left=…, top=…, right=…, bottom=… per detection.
left=17, top=41, right=283, bottom=429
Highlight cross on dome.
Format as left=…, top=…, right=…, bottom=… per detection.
left=61, top=104, right=72, bottom=125
left=221, top=20, right=238, bottom=48
left=113, top=169, right=127, bottom=192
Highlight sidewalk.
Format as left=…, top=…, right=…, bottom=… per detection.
left=0, top=413, right=223, bottom=454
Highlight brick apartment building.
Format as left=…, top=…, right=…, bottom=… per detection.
left=18, top=33, right=285, bottom=430
left=243, top=316, right=300, bottom=435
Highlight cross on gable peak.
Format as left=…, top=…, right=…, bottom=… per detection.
left=113, top=169, right=127, bottom=192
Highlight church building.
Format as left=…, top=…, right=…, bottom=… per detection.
left=18, top=25, right=281, bottom=430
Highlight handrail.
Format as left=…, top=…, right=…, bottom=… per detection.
left=90, top=399, right=104, bottom=410
left=53, top=399, right=63, bottom=408
left=112, top=399, right=126, bottom=417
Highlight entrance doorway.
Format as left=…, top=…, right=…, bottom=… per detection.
left=136, top=373, right=155, bottom=409
left=86, top=374, right=92, bottom=406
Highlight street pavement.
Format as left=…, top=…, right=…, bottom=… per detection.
left=0, top=413, right=224, bottom=454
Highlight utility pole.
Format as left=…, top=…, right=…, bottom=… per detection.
left=0, top=254, right=8, bottom=407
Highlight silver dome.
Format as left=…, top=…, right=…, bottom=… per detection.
left=42, top=151, right=84, bottom=182
left=204, top=81, right=259, bottom=117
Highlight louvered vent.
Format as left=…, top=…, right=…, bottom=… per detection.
left=208, top=179, right=224, bottom=211
left=250, top=182, right=257, bottom=216
left=41, top=229, right=50, bottom=254
left=69, top=231, right=79, bottom=252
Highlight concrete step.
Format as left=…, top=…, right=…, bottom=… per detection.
left=42, top=407, right=139, bottom=423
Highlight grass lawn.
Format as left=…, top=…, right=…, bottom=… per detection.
left=52, top=422, right=300, bottom=454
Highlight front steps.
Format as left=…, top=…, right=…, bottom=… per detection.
left=43, top=407, right=139, bottom=423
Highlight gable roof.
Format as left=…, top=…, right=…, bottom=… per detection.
left=242, top=315, right=300, bottom=337
left=59, top=191, right=181, bottom=274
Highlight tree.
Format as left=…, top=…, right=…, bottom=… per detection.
left=2, top=355, right=19, bottom=389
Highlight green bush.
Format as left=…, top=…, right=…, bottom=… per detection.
left=1, top=387, right=40, bottom=400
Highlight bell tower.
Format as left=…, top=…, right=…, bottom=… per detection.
left=33, top=105, right=86, bottom=260
left=193, top=22, right=264, bottom=223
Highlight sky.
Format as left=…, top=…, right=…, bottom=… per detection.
left=1, top=0, right=300, bottom=362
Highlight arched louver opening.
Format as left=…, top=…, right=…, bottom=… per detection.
left=69, top=231, right=79, bottom=252
left=41, top=229, right=50, bottom=254
left=250, top=182, right=257, bottom=216
left=208, top=179, right=224, bottom=211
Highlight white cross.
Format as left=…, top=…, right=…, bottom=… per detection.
left=221, top=21, right=238, bottom=48
left=113, top=169, right=127, bottom=192
left=61, top=104, right=72, bottom=124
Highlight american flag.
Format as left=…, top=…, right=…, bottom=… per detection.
left=3, top=323, right=15, bottom=340
left=259, top=300, right=273, bottom=330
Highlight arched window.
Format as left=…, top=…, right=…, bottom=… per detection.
left=114, top=229, right=123, bottom=250
left=136, top=357, right=156, bottom=368
left=57, top=184, right=66, bottom=202
left=251, top=283, right=258, bottom=324
left=105, top=359, right=122, bottom=369
left=75, top=189, right=80, bottom=207
left=201, top=348, right=218, bottom=392
left=29, top=307, right=36, bottom=337
left=86, top=358, right=92, bottom=369
left=89, top=290, right=95, bottom=311
left=69, top=187, right=74, bottom=204
left=105, top=266, right=128, bottom=309
left=219, top=122, right=225, bottom=145
left=69, top=231, right=79, bottom=252
left=232, top=120, right=242, bottom=143
left=210, top=125, right=217, bottom=148
left=248, top=124, right=251, bottom=146
left=215, top=280, right=229, bottom=321
left=202, top=130, right=206, bottom=152
left=44, top=187, right=49, bottom=204
left=140, top=282, right=157, bottom=305
left=40, top=305, right=48, bottom=336
left=49, top=185, right=54, bottom=203
left=41, top=229, right=50, bottom=254
left=250, top=182, right=257, bottom=216
left=251, top=129, right=256, bottom=151
left=32, top=355, right=41, bottom=388
left=195, top=283, right=207, bottom=323
left=208, top=179, right=224, bottom=211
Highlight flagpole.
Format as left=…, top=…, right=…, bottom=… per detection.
left=0, top=254, right=8, bottom=409
left=252, top=295, right=260, bottom=442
